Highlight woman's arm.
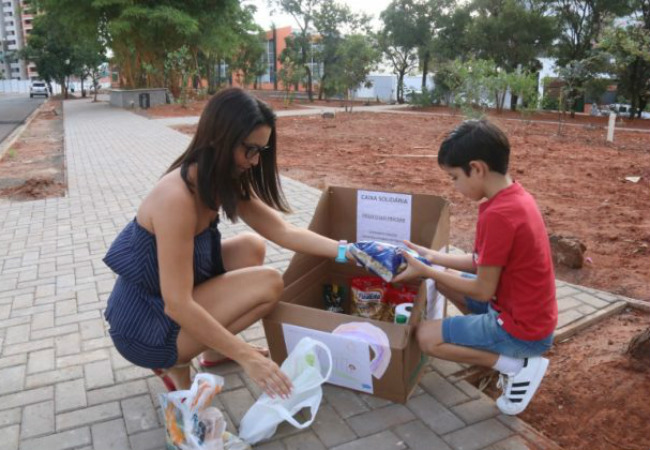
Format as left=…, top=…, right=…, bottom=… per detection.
left=238, top=196, right=340, bottom=259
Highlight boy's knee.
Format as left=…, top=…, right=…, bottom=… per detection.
left=417, top=321, right=443, bottom=355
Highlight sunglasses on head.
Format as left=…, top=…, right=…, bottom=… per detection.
left=242, top=142, right=272, bottom=159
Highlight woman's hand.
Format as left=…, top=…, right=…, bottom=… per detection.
left=393, top=249, right=431, bottom=283
left=238, top=349, right=293, bottom=399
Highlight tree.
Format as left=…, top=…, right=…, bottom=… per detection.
left=329, top=34, right=380, bottom=111
left=379, top=0, right=421, bottom=103
left=230, top=31, right=267, bottom=89
left=273, top=0, right=321, bottom=101
left=278, top=55, right=306, bottom=105
left=599, top=23, right=650, bottom=119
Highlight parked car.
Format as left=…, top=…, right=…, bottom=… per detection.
left=30, top=81, right=49, bottom=98
left=608, top=103, right=650, bottom=119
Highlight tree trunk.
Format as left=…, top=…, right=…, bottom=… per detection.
left=421, top=53, right=429, bottom=91
left=627, top=327, right=650, bottom=364
left=397, top=71, right=405, bottom=104
left=510, top=94, right=518, bottom=111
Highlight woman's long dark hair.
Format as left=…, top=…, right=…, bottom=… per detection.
left=167, top=88, right=290, bottom=221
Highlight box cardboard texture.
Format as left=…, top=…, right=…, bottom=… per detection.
left=263, top=186, right=450, bottom=403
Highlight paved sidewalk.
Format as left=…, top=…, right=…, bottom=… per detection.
left=0, top=99, right=631, bottom=450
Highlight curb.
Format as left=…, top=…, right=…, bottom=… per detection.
left=0, top=99, right=48, bottom=160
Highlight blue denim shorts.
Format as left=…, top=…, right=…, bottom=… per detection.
left=441, top=274, right=553, bottom=358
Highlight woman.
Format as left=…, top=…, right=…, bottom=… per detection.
left=103, top=88, right=346, bottom=399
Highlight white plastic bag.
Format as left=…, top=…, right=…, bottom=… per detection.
left=160, top=373, right=250, bottom=450
left=238, top=337, right=333, bottom=445
left=425, top=278, right=445, bottom=320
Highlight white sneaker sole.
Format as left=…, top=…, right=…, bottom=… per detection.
left=497, top=357, right=549, bottom=415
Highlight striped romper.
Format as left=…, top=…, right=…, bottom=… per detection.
left=103, top=217, right=226, bottom=369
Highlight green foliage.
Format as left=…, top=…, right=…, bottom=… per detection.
left=278, top=56, right=306, bottom=106
left=407, top=87, right=436, bottom=107
left=165, top=46, right=195, bottom=108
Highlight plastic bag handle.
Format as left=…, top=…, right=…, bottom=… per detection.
left=274, top=340, right=333, bottom=430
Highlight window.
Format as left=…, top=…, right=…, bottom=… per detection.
left=4, top=11, right=13, bottom=16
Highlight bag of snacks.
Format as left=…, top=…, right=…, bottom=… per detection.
left=349, top=276, right=387, bottom=320
left=323, top=284, right=346, bottom=313
left=349, top=241, right=430, bottom=282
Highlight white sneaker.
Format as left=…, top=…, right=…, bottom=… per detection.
left=496, top=356, right=549, bottom=415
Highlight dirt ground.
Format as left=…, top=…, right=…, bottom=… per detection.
left=0, top=99, right=66, bottom=200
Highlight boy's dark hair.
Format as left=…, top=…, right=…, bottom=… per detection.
left=438, top=119, right=510, bottom=175
left=167, top=87, right=290, bottom=221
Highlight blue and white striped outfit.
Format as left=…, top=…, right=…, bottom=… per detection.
left=103, top=218, right=226, bottom=369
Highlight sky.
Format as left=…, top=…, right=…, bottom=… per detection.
left=245, top=0, right=394, bottom=31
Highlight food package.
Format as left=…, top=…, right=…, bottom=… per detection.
left=349, top=276, right=387, bottom=320
left=349, top=241, right=431, bottom=282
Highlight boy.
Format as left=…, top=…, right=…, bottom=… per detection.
left=394, top=119, right=557, bottom=415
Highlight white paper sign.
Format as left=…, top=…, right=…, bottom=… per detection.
left=357, top=190, right=412, bottom=246
left=282, top=324, right=374, bottom=394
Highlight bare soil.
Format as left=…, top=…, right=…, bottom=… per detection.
left=0, top=99, right=66, bottom=201
left=174, top=102, right=650, bottom=450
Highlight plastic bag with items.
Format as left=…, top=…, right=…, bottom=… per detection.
left=160, top=373, right=250, bottom=450
left=238, top=337, right=333, bottom=445
left=349, top=241, right=431, bottom=282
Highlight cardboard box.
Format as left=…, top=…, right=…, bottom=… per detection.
left=263, top=186, right=450, bottom=403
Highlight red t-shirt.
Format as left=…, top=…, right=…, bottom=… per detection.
left=474, top=182, right=557, bottom=340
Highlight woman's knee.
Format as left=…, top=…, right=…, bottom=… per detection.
left=241, top=233, right=266, bottom=266
left=259, top=267, right=284, bottom=302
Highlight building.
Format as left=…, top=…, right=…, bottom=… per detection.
left=1, top=0, right=37, bottom=80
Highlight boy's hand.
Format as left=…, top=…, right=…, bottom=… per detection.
left=393, top=250, right=430, bottom=283
left=403, top=240, right=437, bottom=264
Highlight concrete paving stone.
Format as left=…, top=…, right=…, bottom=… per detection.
left=81, top=336, right=113, bottom=352
left=220, top=373, right=245, bottom=392
left=26, top=365, right=84, bottom=389
left=18, top=267, right=39, bottom=283
left=88, top=379, right=148, bottom=406
left=577, top=304, right=597, bottom=315
left=0, top=408, right=21, bottom=428
left=84, top=359, right=115, bottom=389
left=407, top=393, right=465, bottom=435
left=430, top=358, right=467, bottom=377
left=311, top=404, right=357, bottom=448
left=128, top=428, right=166, bottom=450
left=114, top=365, right=151, bottom=383
left=283, top=430, right=326, bottom=450
left=574, top=293, right=610, bottom=309
left=19, top=426, right=91, bottom=450
left=55, top=310, right=100, bottom=327
left=0, top=386, right=53, bottom=412
left=442, top=418, right=513, bottom=450
left=55, top=299, right=77, bottom=317
left=57, top=349, right=108, bottom=369
left=30, top=311, right=55, bottom=331
left=0, top=424, right=19, bottom=450
left=0, top=354, right=27, bottom=370
left=0, top=365, right=26, bottom=395
left=5, top=324, right=31, bottom=345
left=322, top=385, right=369, bottom=419
left=555, top=285, right=581, bottom=298
left=21, top=400, right=55, bottom=439
left=12, top=293, right=34, bottom=309
left=330, top=430, right=407, bottom=450
left=121, top=395, right=159, bottom=434
left=220, top=388, right=256, bottom=428
left=27, top=348, right=55, bottom=373
left=79, top=318, right=105, bottom=340
left=0, top=304, right=10, bottom=320
left=496, top=415, right=563, bottom=450
left=556, top=309, right=584, bottom=329
left=31, top=324, right=78, bottom=341
left=255, top=441, right=287, bottom=450
left=419, top=371, right=470, bottom=407
left=346, top=404, right=415, bottom=437
left=453, top=381, right=483, bottom=401
left=78, top=301, right=107, bottom=314
left=557, top=297, right=582, bottom=312
left=358, top=393, right=393, bottom=410
left=10, top=304, right=54, bottom=319
left=484, top=434, right=536, bottom=450
left=55, top=378, right=88, bottom=413
left=394, top=420, right=453, bottom=450
left=450, top=397, right=500, bottom=424
left=109, top=348, right=132, bottom=371
left=55, top=402, right=121, bottom=431
left=34, top=283, right=56, bottom=299
left=54, top=333, right=81, bottom=357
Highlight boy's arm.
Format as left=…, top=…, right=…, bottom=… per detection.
left=394, top=251, right=501, bottom=301
left=403, top=240, right=475, bottom=273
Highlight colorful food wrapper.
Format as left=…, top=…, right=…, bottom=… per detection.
left=349, top=241, right=431, bottom=282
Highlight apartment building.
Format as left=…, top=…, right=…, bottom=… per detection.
left=1, top=0, right=37, bottom=80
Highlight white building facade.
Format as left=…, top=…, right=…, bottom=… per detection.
left=1, top=0, right=37, bottom=80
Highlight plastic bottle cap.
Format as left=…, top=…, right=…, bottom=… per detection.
left=395, top=314, right=408, bottom=324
